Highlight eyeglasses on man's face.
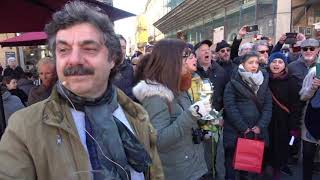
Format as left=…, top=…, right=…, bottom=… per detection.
left=219, top=48, right=230, bottom=53
left=302, top=47, right=316, bottom=52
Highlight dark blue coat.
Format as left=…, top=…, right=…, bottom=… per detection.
left=223, top=71, right=272, bottom=148
left=112, top=61, right=135, bottom=100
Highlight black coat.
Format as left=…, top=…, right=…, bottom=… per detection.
left=287, top=57, right=310, bottom=129
left=112, top=61, right=135, bottom=100
left=223, top=71, right=272, bottom=148
left=268, top=73, right=297, bottom=168
left=3, top=66, right=24, bottom=79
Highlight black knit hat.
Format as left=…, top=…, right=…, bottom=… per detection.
left=215, top=40, right=230, bottom=52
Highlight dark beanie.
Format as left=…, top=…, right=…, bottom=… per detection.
left=269, top=52, right=288, bottom=65
left=215, top=40, right=230, bottom=52
left=240, top=52, right=259, bottom=64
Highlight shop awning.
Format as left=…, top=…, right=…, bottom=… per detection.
left=0, top=0, right=135, bottom=33
left=0, top=32, right=47, bottom=47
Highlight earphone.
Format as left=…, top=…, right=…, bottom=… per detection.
left=58, top=81, right=129, bottom=180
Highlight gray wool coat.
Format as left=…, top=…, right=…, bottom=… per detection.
left=133, top=80, right=208, bottom=180
left=223, top=71, right=272, bottom=148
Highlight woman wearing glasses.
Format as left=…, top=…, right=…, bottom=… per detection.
left=133, top=39, right=212, bottom=180
left=223, top=52, right=272, bottom=180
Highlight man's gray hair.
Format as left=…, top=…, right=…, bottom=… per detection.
left=44, top=1, right=122, bottom=80
left=36, top=57, right=56, bottom=71
left=252, top=40, right=268, bottom=52
left=238, top=42, right=254, bottom=56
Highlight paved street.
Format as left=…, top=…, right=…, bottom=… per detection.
left=280, top=162, right=320, bottom=180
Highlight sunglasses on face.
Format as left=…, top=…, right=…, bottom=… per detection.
left=219, top=48, right=230, bottom=53
left=302, top=47, right=316, bottom=52
left=258, top=50, right=269, bottom=54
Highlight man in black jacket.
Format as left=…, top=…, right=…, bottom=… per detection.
left=194, top=40, right=228, bottom=179
left=3, top=57, right=24, bottom=80
left=112, top=35, right=135, bottom=100
left=215, top=40, right=238, bottom=81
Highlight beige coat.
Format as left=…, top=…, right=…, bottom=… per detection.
left=0, top=87, right=164, bottom=180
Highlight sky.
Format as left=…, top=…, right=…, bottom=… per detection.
left=113, top=0, right=148, bottom=45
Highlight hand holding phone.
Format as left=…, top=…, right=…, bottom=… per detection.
left=285, top=32, right=297, bottom=44
left=316, top=56, right=320, bottom=79
left=246, top=25, right=259, bottom=32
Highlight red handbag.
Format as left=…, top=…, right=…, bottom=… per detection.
left=233, top=133, right=265, bottom=173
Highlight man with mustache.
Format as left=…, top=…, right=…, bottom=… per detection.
left=27, top=57, right=57, bottom=105
left=0, top=1, right=163, bottom=180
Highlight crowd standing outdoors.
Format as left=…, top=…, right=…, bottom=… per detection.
left=0, top=1, right=319, bottom=180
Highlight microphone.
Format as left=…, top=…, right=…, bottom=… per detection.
left=62, top=81, right=67, bottom=86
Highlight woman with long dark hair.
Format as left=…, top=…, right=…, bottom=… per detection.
left=133, top=39, right=211, bottom=180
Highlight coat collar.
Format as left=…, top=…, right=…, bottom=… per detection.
left=231, top=70, right=269, bottom=99
left=133, top=80, right=174, bottom=102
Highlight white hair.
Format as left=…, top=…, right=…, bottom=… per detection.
left=238, top=42, right=254, bottom=56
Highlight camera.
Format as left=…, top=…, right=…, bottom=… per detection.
left=192, top=128, right=206, bottom=144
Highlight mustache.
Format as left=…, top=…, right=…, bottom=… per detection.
left=63, top=65, right=95, bottom=76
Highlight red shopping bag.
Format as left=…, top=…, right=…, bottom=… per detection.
left=233, top=135, right=265, bottom=173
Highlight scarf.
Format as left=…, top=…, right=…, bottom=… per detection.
left=180, top=72, right=192, bottom=91
left=269, top=68, right=288, bottom=80
left=238, top=64, right=264, bottom=94
left=57, top=81, right=152, bottom=179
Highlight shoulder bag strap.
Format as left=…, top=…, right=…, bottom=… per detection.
left=271, top=92, right=290, bottom=113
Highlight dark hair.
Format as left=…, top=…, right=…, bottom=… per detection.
left=44, top=1, right=122, bottom=80
left=134, top=53, right=151, bottom=83
left=241, top=52, right=259, bottom=63
left=143, top=39, right=187, bottom=94
left=117, top=34, right=126, bottom=44
left=2, top=76, right=16, bottom=85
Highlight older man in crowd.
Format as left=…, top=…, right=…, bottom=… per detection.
left=288, top=38, right=320, bottom=167
left=27, top=57, right=57, bottom=105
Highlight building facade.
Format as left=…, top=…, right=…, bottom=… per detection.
left=146, top=0, right=320, bottom=45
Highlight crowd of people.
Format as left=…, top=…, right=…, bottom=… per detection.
left=0, top=55, right=57, bottom=123
left=0, top=1, right=319, bottom=180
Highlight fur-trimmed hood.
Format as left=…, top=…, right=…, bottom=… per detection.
left=133, top=80, right=174, bottom=102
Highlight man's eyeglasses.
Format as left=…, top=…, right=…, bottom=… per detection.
left=302, top=47, right=316, bottom=52
left=219, top=48, right=230, bottom=53
left=258, top=50, right=269, bottom=54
